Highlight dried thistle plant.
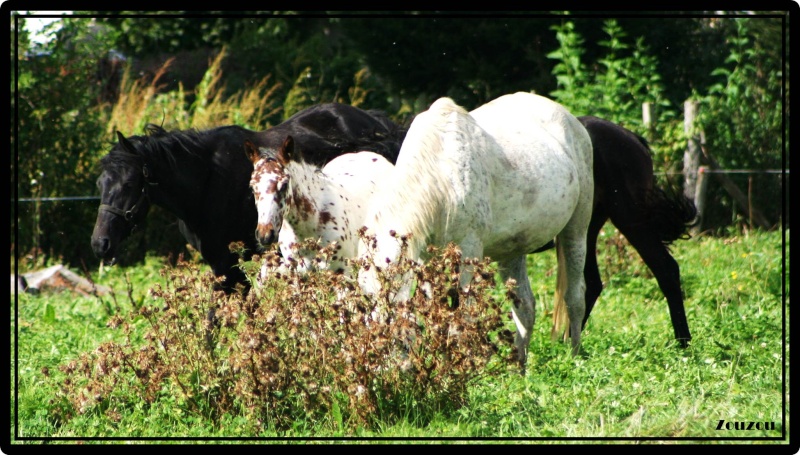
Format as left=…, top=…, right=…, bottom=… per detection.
left=52, top=235, right=515, bottom=433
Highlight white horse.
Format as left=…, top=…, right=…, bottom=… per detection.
left=357, top=92, right=594, bottom=367
left=245, top=137, right=394, bottom=275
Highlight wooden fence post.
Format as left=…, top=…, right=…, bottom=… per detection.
left=642, top=102, right=654, bottom=141
left=683, top=100, right=701, bottom=204
left=681, top=100, right=771, bottom=231
left=693, top=166, right=709, bottom=235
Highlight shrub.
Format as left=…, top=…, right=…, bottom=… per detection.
left=548, top=19, right=689, bottom=196
left=51, top=238, right=515, bottom=433
left=14, top=19, right=113, bottom=269
left=695, top=18, right=786, bottom=232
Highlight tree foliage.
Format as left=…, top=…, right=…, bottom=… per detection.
left=547, top=16, right=787, bottom=231
left=337, top=15, right=561, bottom=113
left=92, top=12, right=244, bottom=55
left=548, top=19, right=685, bottom=179
left=569, top=14, right=731, bottom=109
left=695, top=17, right=787, bottom=231
left=14, top=18, right=114, bottom=267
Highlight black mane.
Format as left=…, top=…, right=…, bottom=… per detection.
left=257, top=103, right=406, bottom=165
left=100, top=124, right=210, bottom=173
left=138, top=124, right=233, bottom=170
left=99, top=139, right=143, bottom=175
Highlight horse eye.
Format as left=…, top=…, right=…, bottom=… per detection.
left=276, top=178, right=288, bottom=193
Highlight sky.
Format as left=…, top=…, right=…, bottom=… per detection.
left=19, top=11, right=70, bottom=44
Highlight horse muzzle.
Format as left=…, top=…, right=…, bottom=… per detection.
left=91, top=235, right=118, bottom=265
left=255, top=223, right=278, bottom=247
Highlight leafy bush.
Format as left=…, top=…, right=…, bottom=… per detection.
left=14, top=19, right=113, bottom=268
left=695, top=18, right=787, bottom=232
left=548, top=18, right=786, bottom=233
left=548, top=19, right=687, bottom=186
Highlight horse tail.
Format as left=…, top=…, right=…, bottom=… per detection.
left=550, top=238, right=570, bottom=342
left=645, top=185, right=700, bottom=245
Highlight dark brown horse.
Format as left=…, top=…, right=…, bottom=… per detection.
left=576, top=115, right=698, bottom=347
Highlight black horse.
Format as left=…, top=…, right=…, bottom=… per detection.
left=576, top=115, right=698, bottom=347
left=91, top=103, right=406, bottom=294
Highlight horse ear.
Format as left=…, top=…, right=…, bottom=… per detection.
left=277, top=135, right=296, bottom=165
left=244, top=140, right=260, bottom=164
left=117, top=131, right=137, bottom=154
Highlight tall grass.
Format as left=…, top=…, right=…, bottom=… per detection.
left=105, top=47, right=283, bottom=145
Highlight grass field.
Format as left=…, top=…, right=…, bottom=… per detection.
left=9, top=226, right=790, bottom=446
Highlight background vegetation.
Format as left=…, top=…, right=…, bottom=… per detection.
left=11, top=11, right=789, bottom=270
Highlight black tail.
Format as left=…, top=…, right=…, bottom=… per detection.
left=646, top=186, right=699, bottom=245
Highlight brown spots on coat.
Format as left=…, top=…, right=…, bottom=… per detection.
left=319, top=210, right=335, bottom=225
left=251, top=159, right=285, bottom=193
left=295, top=194, right=315, bottom=220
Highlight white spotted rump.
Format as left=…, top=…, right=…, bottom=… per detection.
left=357, top=92, right=594, bottom=368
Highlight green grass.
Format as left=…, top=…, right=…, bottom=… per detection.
left=10, top=227, right=789, bottom=445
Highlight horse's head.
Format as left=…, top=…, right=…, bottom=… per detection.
left=246, top=136, right=300, bottom=247
left=91, top=131, right=154, bottom=264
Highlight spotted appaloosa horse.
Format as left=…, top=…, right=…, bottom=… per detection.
left=357, top=93, right=594, bottom=368
left=246, top=137, right=394, bottom=275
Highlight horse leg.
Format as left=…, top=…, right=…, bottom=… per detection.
left=456, top=231, right=485, bottom=298
left=615, top=226, right=691, bottom=347
left=498, top=255, right=535, bottom=370
left=557, top=191, right=591, bottom=355
left=582, top=209, right=609, bottom=329
left=556, top=236, right=588, bottom=355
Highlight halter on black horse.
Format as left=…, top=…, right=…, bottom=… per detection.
left=97, top=163, right=158, bottom=234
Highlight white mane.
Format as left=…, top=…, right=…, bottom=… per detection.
left=365, top=97, right=478, bottom=257
left=356, top=92, right=595, bottom=368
